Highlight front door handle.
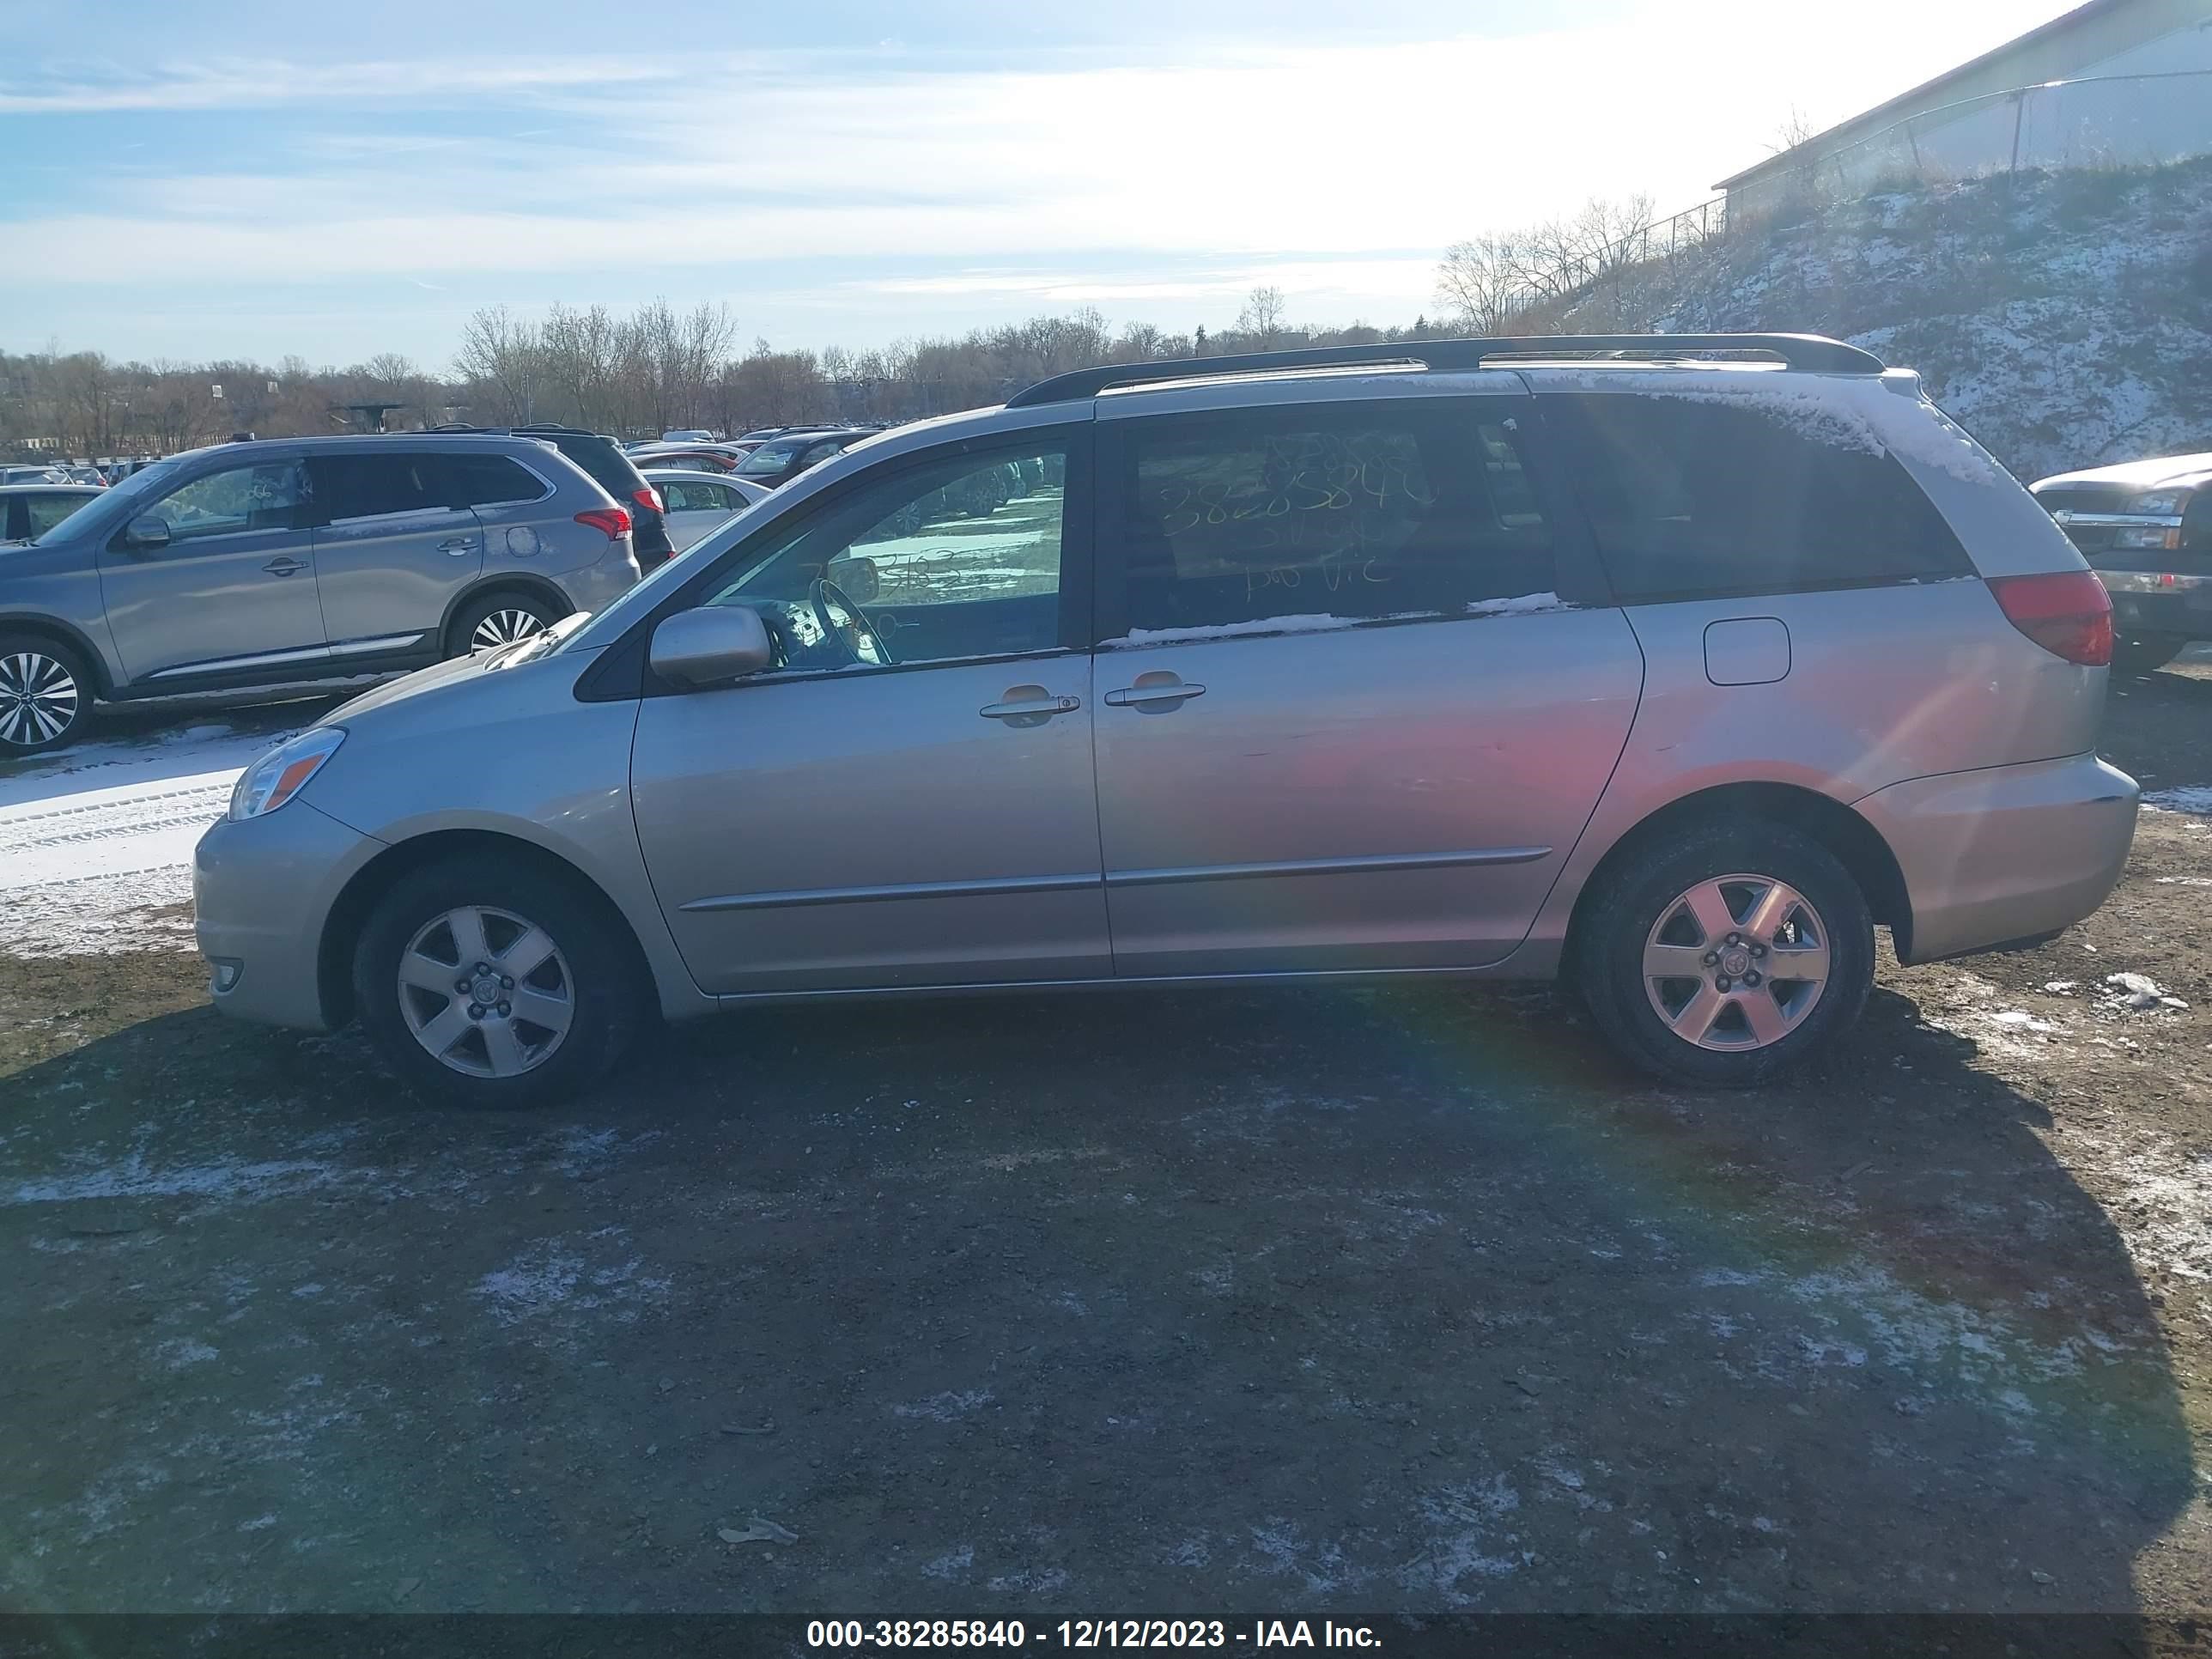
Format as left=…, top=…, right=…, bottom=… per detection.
left=438, top=536, right=480, bottom=555
left=979, top=684, right=1081, bottom=726
left=262, top=556, right=306, bottom=576
left=1103, top=671, right=1206, bottom=710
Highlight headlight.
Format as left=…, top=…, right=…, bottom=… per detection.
left=2125, top=490, right=2189, bottom=517
left=229, top=727, right=346, bottom=821
left=2115, top=525, right=2182, bottom=550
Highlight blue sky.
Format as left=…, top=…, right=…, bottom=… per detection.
left=0, top=0, right=2074, bottom=370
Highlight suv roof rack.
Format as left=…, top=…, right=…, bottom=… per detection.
left=1005, top=333, right=1884, bottom=409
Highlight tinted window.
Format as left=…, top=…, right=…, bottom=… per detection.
left=548, top=435, right=639, bottom=499
left=443, top=453, right=544, bottom=508
left=1115, top=401, right=1553, bottom=633
left=1542, top=392, right=1971, bottom=601
left=307, top=453, right=450, bottom=522
left=155, top=461, right=306, bottom=543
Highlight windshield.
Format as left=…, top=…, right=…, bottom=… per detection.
left=736, top=440, right=804, bottom=477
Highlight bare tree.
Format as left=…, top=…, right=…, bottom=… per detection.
left=1235, top=286, right=1288, bottom=348
left=454, top=305, right=544, bottom=424
left=1435, top=233, right=1528, bottom=333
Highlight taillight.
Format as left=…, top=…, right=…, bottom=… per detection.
left=631, top=486, right=663, bottom=515
left=1988, top=570, right=2112, bottom=666
left=575, top=506, right=632, bottom=541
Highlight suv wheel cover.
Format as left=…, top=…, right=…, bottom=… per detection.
left=1641, top=873, right=1831, bottom=1050
left=471, top=609, right=545, bottom=652
left=0, top=651, right=81, bottom=748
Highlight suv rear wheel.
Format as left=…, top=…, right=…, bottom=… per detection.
left=0, top=634, right=94, bottom=757
left=446, top=590, right=566, bottom=659
left=352, top=855, right=646, bottom=1107
left=1576, top=818, right=1875, bottom=1088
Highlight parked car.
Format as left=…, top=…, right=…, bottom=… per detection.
left=0, top=433, right=640, bottom=755
left=626, top=442, right=757, bottom=475
left=733, top=427, right=875, bottom=488
left=191, top=333, right=2136, bottom=1106
left=0, top=465, right=67, bottom=486
left=659, top=428, right=717, bottom=445
left=425, top=423, right=672, bottom=570
left=58, top=465, right=108, bottom=488
left=641, top=468, right=770, bottom=552
left=2031, top=452, right=2212, bottom=672
left=0, top=483, right=104, bottom=543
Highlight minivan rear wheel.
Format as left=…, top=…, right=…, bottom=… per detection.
left=352, top=855, right=645, bottom=1107
left=1576, top=819, right=1874, bottom=1089
left=0, top=634, right=94, bottom=757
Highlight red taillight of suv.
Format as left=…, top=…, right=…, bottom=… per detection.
left=575, top=506, right=633, bottom=541
left=631, top=486, right=664, bottom=516
left=1988, top=570, right=2113, bottom=666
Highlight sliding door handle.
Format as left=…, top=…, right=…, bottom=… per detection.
left=1103, top=672, right=1205, bottom=710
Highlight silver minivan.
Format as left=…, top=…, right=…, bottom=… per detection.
left=193, top=335, right=2138, bottom=1103
left=0, top=433, right=640, bottom=754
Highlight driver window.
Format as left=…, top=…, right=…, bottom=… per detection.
left=153, top=461, right=307, bottom=544
left=702, top=441, right=1067, bottom=674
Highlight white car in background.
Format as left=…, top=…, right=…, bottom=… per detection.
left=641, top=467, right=770, bottom=552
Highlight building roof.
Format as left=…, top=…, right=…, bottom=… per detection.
left=1713, top=0, right=2126, bottom=190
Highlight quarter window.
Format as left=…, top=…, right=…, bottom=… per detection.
left=1113, top=402, right=1553, bottom=634
left=1540, top=392, right=1972, bottom=601
left=442, top=453, right=544, bottom=508
left=154, top=461, right=307, bottom=543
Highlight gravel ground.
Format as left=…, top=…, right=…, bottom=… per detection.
left=1, top=671, right=2209, bottom=1620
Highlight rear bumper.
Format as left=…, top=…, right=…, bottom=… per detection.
left=1856, top=753, right=2138, bottom=965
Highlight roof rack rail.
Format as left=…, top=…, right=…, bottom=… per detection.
left=1005, top=332, right=1883, bottom=408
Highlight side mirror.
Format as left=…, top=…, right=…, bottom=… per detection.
left=823, top=555, right=880, bottom=604
left=127, top=514, right=172, bottom=550
left=650, top=605, right=775, bottom=687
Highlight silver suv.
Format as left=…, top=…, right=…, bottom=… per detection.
left=0, top=433, right=641, bottom=754
left=192, top=335, right=2138, bottom=1102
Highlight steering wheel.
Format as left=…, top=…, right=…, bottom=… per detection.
left=809, top=575, right=895, bottom=667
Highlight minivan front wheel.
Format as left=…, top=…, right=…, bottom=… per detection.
left=1577, top=820, right=1874, bottom=1088
left=0, top=635, right=94, bottom=757
left=353, top=856, right=645, bottom=1106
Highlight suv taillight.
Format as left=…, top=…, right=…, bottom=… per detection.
left=575, top=506, right=632, bottom=541
left=1988, top=570, right=2112, bottom=666
left=631, top=486, right=663, bottom=515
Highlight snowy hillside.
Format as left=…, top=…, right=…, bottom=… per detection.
left=1602, top=159, right=2212, bottom=483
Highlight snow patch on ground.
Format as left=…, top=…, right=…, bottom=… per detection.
left=0, top=719, right=299, bottom=958
left=2143, top=787, right=2212, bottom=816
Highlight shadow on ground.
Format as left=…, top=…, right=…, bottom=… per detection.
left=0, top=975, right=2195, bottom=1616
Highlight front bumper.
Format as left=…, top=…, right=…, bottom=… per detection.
left=194, top=799, right=384, bottom=1030
left=2094, top=568, right=2212, bottom=637
left=1856, top=752, right=2139, bottom=965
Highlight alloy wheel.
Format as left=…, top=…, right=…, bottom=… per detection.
left=397, top=905, right=574, bottom=1078
left=0, top=651, right=81, bottom=750
left=470, top=609, right=546, bottom=652
left=1642, top=873, right=1831, bottom=1051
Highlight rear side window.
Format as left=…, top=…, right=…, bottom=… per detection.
left=442, top=453, right=545, bottom=508
left=1112, top=400, right=1553, bottom=633
left=307, top=453, right=450, bottom=522
left=1541, top=392, right=1970, bottom=602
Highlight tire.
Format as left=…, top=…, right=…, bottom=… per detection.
left=444, top=590, right=568, bottom=659
left=352, top=855, right=647, bottom=1108
left=2112, top=633, right=2187, bottom=675
left=0, top=633, right=95, bottom=757
left=1574, top=818, right=1875, bottom=1089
